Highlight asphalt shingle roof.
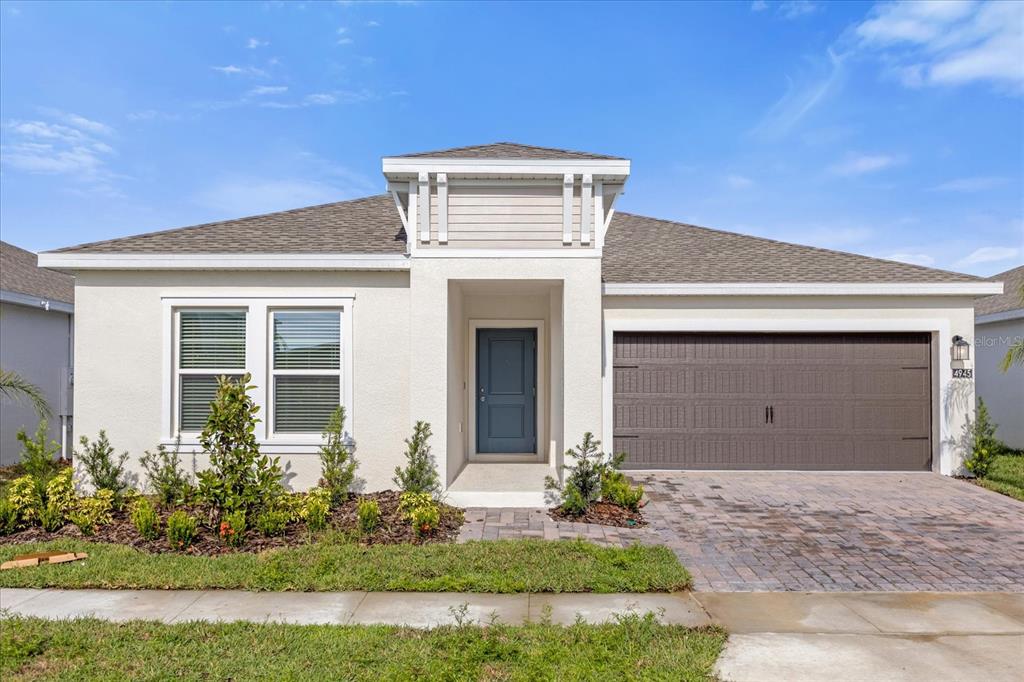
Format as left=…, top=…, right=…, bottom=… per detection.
left=390, top=142, right=624, bottom=160
left=977, top=265, right=1024, bottom=316
left=54, top=194, right=407, bottom=254
left=46, top=192, right=980, bottom=285
left=1, top=241, right=75, bottom=304
left=602, top=212, right=981, bottom=283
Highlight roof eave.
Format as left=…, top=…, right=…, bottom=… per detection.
left=602, top=282, right=1003, bottom=296
left=382, top=157, right=631, bottom=179
left=37, top=252, right=410, bottom=271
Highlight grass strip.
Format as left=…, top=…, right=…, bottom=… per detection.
left=0, top=537, right=690, bottom=593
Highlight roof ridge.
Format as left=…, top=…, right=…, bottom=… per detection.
left=51, top=194, right=392, bottom=253
left=612, top=210, right=982, bottom=282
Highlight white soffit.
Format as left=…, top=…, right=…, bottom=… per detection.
left=37, top=253, right=411, bottom=271
left=602, top=282, right=1005, bottom=296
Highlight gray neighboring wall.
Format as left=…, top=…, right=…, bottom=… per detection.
left=975, top=265, right=1024, bottom=449
left=0, top=241, right=74, bottom=465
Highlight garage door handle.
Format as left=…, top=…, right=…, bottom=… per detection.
left=765, top=406, right=770, bottom=424
left=770, top=406, right=774, bottom=424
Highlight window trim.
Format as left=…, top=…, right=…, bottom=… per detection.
left=161, top=296, right=354, bottom=451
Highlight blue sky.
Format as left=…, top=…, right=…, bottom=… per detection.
left=1, top=0, right=1021, bottom=275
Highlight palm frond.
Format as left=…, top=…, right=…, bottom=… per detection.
left=0, top=368, right=52, bottom=418
left=1000, top=339, right=1024, bottom=373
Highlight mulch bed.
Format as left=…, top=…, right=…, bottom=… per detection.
left=548, top=501, right=646, bottom=528
left=0, top=490, right=465, bottom=556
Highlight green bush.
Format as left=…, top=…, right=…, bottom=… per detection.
left=0, top=497, right=17, bottom=535
left=356, top=498, right=380, bottom=535
left=16, top=420, right=61, bottom=497
left=546, top=433, right=641, bottom=516
left=195, top=374, right=283, bottom=520
left=69, top=490, right=115, bottom=536
left=44, top=467, right=76, bottom=519
left=76, top=431, right=130, bottom=502
left=220, top=510, right=247, bottom=547
left=393, top=421, right=440, bottom=497
left=965, top=398, right=1003, bottom=478
left=601, top=470, right=644, bottom=511
left=318, top=406, right=358, bottom=506
left=302, top=488, right=331, bottom=532
left=255, top=509, right=289, bottom=537
left=139, top=436, right=193, bottom=506
left=7, top=475, right=39, bottom=526
left=130, top=498, right=161, bottom=541
left=166, top=510, right=198, bottom=550
left=399, top=491, right=440, bottom=536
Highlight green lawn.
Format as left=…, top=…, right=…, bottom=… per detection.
left=976, top=455, right=1024, bottom=502
left=0, top=615, right=725, bottom=681
left=0, top=537, right=690, bottom=593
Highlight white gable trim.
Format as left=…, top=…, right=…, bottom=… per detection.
left=37, top=253, right=411, bottom=271
left=602, top=282, right=1003, bottom=296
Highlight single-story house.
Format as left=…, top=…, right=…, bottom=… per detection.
left=974, top=265, right=1023, bottom=450
left=39, top=143, right=1004, bottom=505
left=1, top=240, right=75, bottom=465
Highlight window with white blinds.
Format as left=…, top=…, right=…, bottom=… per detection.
left=177, top=309, right=246, bottom=431
left=271, top=310, right=342, bottom=433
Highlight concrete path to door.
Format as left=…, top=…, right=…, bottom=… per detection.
left=3, top=588, right=1022, bottom=681
left=634, top=471, right=1024, bottom=592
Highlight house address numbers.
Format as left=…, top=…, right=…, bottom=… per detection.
left=952, top=368, right=973, bottom=379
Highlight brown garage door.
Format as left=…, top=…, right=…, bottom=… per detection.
left=613, top=332, right=932, bottom=471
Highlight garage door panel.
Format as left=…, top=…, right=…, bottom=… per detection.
left=613, top=332, right=931, bottom=471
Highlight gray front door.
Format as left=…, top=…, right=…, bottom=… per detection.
left=477, top=328, right=537, bottom=454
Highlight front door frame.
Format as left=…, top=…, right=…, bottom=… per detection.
left=468, top=319, right=545, bottom=462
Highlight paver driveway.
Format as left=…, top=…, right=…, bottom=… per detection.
left=632, top=471, right=1024, bottom=592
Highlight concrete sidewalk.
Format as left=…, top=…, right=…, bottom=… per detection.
left=2, top=588, right=1022, bottom=681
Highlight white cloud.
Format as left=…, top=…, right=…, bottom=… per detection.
left=854, top=1, right=1024, bottom=92
left=1, top=112, right=123, bottom=196
left=248, top=85, right=289, bottom=96
left=778, top=1, right=819, bottom=20
left=246, top=37, right=269, bottom=49
left=929, top=176, right=1010, bottom=192
left=955, top=245, right=1021, bottom=266
left=126, top=109, right=180, bottom=122
left=211, top=65, right=269, bottom=78
left=337, top=37, right=353, bottom=45
left=304, top=93, right=337, bottom=105
left=751, top=1, right=768, bottom=11
left=750, top=48, right=845, bottom=139
left=828, top=153, right=901, bottom=176
left=885, top=252, right=936, bottom=266
left=366, top=20, right=380, bottom=27
left=725, top=174, right=755, bottom=189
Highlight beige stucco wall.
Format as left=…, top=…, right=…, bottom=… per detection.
left=602, top=295, right=979, bottom=475
left=72, top=270, right=411, bottom=492
left=975, top=316, right=1024, bottom=449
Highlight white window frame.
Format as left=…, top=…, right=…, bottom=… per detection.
left=161, top=296, right=354, bottom=453
left=268, top=307, right=345, bottom=439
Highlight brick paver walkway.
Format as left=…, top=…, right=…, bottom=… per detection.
left=457, top=507, right=658, bottom=546
left=635, top=472, right=1024, bottom=592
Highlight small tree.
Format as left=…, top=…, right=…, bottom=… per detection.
left=318, top=406, right=358, bottom=506
left=393, top=421, right=440, bottom=497
left=964, top=398, right=1002, bottom=478
left=76, top=431, right=130, bottom=500
left=16, top=420, right=61, bottom=498
left=196, top=373, right=283, bottom=522
left=545, top=432, right=605, bottom=513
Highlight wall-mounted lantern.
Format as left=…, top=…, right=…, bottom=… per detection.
left=951, top=335, right=971, bottom=362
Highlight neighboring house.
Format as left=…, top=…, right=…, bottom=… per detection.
left=0, top=241, right=75, bottom=465
left=38, top=144, right=1003, bottom=504
left=975, top=265, right=1023, bottom=450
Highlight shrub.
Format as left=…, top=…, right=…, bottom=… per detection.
left=167, top=510, right=198, bottom=550
left=545, top=433, right=605, bottom=514
left=76, top=431, right=130, bottom=501
left=255, top=509, right=289, bottom=537
left=399, top=491, right=440, bottom=536
left=130, top=498, right=161, bottom=541
left=393, top=421, right=440, bottom=497
left=0, top=498, right=17, bottom=535
left=16, top=420, right=61, bottom=496
left=7, top=475, right=39, bottom=526
left=965, top=398, right=1003, bottom=478
left=220, top=510, right=247, bottom=547
left=602, top=470, right=644, bottom=511
left=37, top=467, right=76, bottom=531
left=302, top=488, right=331, bottom=532
left=356, top=498, right=380, bottom=535
left=139, top=436, right=193, bottom=506
left=318, top=406, right=358, bottom=506
left=274, top=494, right=306, bottom=524
left=68, top=489, right=116, bottom=535
left=196, top=374, right=283, bottom=520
